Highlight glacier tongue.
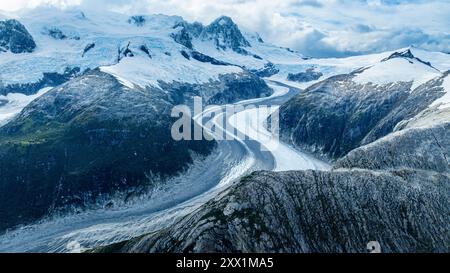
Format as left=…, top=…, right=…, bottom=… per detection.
left=0, top=87, right=52, bottom=126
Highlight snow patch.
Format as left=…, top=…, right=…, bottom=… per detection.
left=100, top=55, right=242, bottom=89
left=430, top=74, right=450, bottom=109
left=218, top=19, right=227, bottom=26
left=353, top=58, right=441, bottom=90
left=410, top=47, right=450, bottom=72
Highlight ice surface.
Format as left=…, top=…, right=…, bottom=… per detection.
left=0, top=87, right=52, bottom=126
left=229, top=84, right=330, bottom=171
left=430, top=74, right=450, bottom=109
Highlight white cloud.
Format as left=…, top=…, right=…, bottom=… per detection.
left=0, top=0, right=81, bottom=11
left=1, top=0, right=449, bottom=57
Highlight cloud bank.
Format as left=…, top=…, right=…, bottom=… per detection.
left=1, top=0, right=449, bottom=57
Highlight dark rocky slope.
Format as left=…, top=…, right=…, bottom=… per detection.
left=0, top=19, right=36, bottom=53
left=96, top=169, right=449, bottom=253
left=0, top=69, right=270, bottom=231
left=336, top=122, right=450, bottom=172
left=159, top=72, right=272, bottom=106
left=278, top=71, right=448, bottom=160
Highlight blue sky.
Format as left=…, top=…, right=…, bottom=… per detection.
left=1, top=0, right=449, bottom=57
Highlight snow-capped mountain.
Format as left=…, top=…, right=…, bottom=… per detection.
left=2, top=7, right=448, bottom=121
left=0, top=7, right=305, bottom=128
left=0, top=7, right=449, bottom=253
left=269, top=46, right=450, bottom=89
left=353, top=49, right=444, bottom=90
left=0, top=8, right=301, bottom=95
left=277, top=47, right=450, bottom=159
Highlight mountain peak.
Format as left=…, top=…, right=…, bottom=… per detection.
left=172, top=15, right=251, bottom=54
left=211, top=16, right=234, bottom=26
left=202, top=15, right=250, bottom=53
left=353, top=48, right=442, bottom=90
left=382, top=49, right=415, bottom=62
left=0, top=19, right=36, bottom=54
left=381, top=48, right=438, bottom=71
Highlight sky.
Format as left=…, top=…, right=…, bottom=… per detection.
left=0, top=0, right=449, bottom=57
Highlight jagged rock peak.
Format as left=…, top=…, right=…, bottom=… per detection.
left=171, top=20, right=204, bottom=49
left=202, top=15, right=251, bottom=52
left=171, top=16, right=251, bottom=53
left=0, top=19, right=36, bottom=53
left=173, top=21, right=204, bottom=37
left=382, top=48, right=435, bottom=69
left=171, top=26, right=193, bottom=49
left=386, top=48, right=416, bottom=60
left=287, top=68, right=323, bottom=83
left=128, top=15, right=146, bottom=26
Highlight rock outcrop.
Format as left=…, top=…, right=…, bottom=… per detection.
left=0, top=19, right=36, bottom=53
left=171, top=16, right=251, bottom=54
left=127, top=16, right=146, bottom=27
left=201, top=16, right=251, bottom=53
left=97, top=169, right=449, bottom=253
left=250, top=63, right=279, bottom=78
left=287, top=68, right=323, bottom=82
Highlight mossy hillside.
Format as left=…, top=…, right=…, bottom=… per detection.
left=0, top=70, right=217, bottom=231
